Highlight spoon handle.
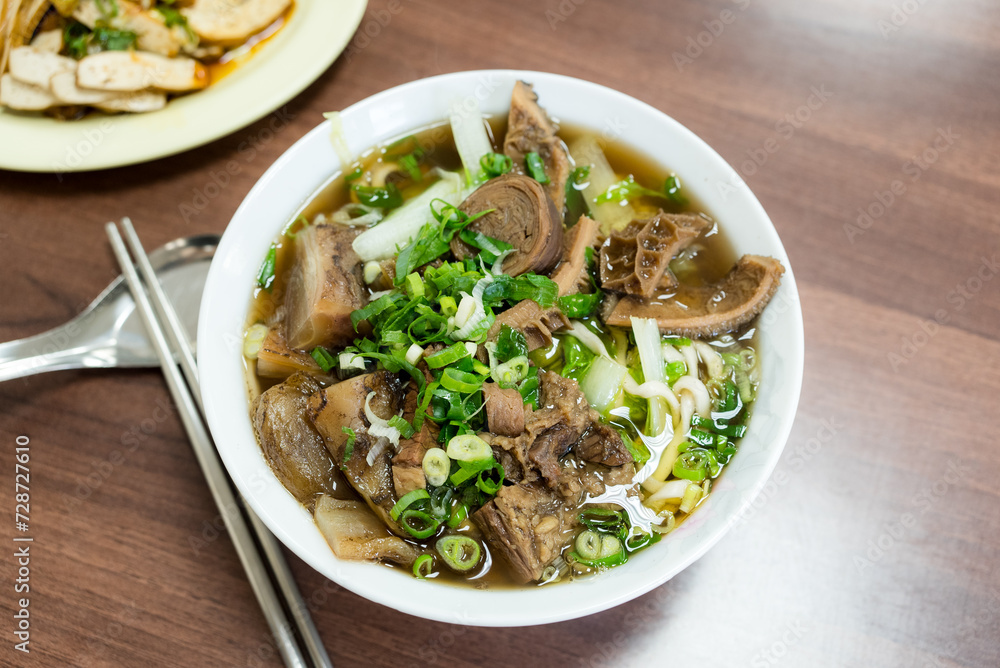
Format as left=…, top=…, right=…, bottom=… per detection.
left=0, top=325, right=105, bottom=382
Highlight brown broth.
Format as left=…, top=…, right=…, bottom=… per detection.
left=244, top=117, right=753, bottom=589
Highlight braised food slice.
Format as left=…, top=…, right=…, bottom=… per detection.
left=284, top=223, right=368, bottom=351
left=451, top=173, right=563, bottom=276
left=251, top=373, right=347, bottom=510
left=314, top=496, right=420, bottom=566
left=503, top=81, right=571, bottom=212
left=473, top=483, right=578, bottom=583
left=308, top=372, right=406, bottom=533
left=604, top=254, right=786, bottom=337
left=599, top=211, right=710, bottom=297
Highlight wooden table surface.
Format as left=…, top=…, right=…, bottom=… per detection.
left=3, top=0, right=999, bottom=666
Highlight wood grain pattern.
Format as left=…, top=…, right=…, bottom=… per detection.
left=2, top=0, right=999, bottom=666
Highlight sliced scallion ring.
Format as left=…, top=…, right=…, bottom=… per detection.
left=422, top=448, right=451, bottom=487
left=446, top=434, right=492, bottom=462
left=412, top=554, right=434, bottom=579
left=390, top=488, right=430, bottom=522
left=435, top=535, right=481, bottom=572
left=400, top=509, right=440, bottom=539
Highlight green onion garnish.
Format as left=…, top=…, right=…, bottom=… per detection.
left=424, top=342, right=471, bottom=369
left=412, top=554, right=434, bottom=579
left=525, top=152, right=550, bottom=184
left=256, top=244, right=277, bottom=291
left=310, top=347, right=337, bottom=372
left=435, top=535, right=481, bottom=572
left=340, top=427, right=356, bottom=469
left=480, top=152, right=513, bottom=178
left=351, top=183, right=403, bottom=210
left=390, top=489, right=431, bottom=522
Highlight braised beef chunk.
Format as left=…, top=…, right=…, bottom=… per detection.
left=307, top=371, right=407, bottom=533
left=550, top=214, right=600, bottom=297
left=604, top=254, right=785, bottom=337
left=599, top=211, right=710, bottom=297
left=488, top=371, right=635, bottom=493
left=256, top=325, right=326, bottom=380
left=487, top=299, right=570, bottom=352
left=473, top=483, right=578, bottom=583
left=390, top=388, right=440, bottom=497
left=574, top=422, right=633, bottom=467
left=251, top=373, right=347, bottom=509
left=483, top=382, right=526, bottom=437
left=452, top=173, right=563, bottom=276
left=503, top=81, right=571, bottom=212
left=284, top=223, right=368, bottom=351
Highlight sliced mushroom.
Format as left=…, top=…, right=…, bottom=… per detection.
left=29, top=29, right=64, bottom=54
left=76, top=50, right=208, bottom=92
left=603, top=254, right=786, bottom=337
left=7, top=47, right=76, bottom=88
left=284, top=223, right=369, bottom=351
left=183, top=0, right=291, bottom=46
left=94, top=90, right=167, bottom=113
left=504, top=81, right=571, bottom=212
left=73, top=0, right=192, bottom=57
left=550, top=214, right=599, bottom=296
left=600, top=211, right=711, bottom=297
left=0, top=73, right=58, bottom=110
left=451, top=173, right=564, bottom=276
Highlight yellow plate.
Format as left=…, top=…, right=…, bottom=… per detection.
left=0, top=0, right=367, bottom=173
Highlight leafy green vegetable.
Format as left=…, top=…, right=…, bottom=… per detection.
left=352, top=183, right=403, bottom=210
left=63, top=21, right=137, bottom=59
left=563, top=165, right=591, bottom=224
left=495, top=325, right=527, bottom=362
left=561, top=336, right=595, bottom=383
left=310, top=347, right=337, bottom=372
left=341, top=427, right=356, bottom=468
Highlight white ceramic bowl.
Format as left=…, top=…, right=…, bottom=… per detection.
left=198, top=70, right=804, bottom=627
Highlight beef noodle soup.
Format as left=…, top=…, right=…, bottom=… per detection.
left=242, top=82, right=785, bottom=587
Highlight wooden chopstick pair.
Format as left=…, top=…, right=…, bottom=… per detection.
left=105, top=218, right=333, bottom=668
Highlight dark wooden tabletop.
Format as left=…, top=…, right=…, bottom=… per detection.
left=3, top=0, right=999, bottom=666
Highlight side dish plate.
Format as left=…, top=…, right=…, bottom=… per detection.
left=0, top=0, right=367, bottom=173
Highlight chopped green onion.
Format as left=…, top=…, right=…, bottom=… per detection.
left=404, top=272, right=424, bottom=298
left=388, top=415, right=415, bottom=439
left=492, top=356, right=529, bottom=388
left=399, top=152, right=423, bottom=182
left=422, top=448, right=450, bottom=487
left=525, top=152, right=550, bottom=184
left=480, top=152, right=513, bottom=178
left=679, top=482, right=704, bottom=513
left=475, top=460, right=504, bottom=495
left=446, top=434, right=492, bottom=462
left=439, top=295, right=457, bottom=316
left=425, top=342, right=471, bottom=368
left=344, top=166, right=364, bottom=181
left=440, top=367, right=483, bottom=393
left=412, top=554, right=434, bottom=579
left=341, top=427, right=356, bottom=469
left=447, top=501, right=469, bottom=528
left=350, top=293, right=397, bottom=330
left=672, top=448, right=717, bottom=482
left=390, top=489, right=430, bottom=522
left=435, top=535, right=481, bottom=572
left=400, top=509, right=440, bottom=539
left=663, top=174, right=688, bottom=208
left=309, top=347, right=336, bottom=372
left=243, top=323, right=268, bottom=360
left=256, top=244, right=277, bottom=291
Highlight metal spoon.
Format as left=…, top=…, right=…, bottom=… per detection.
left=0, top=234, right=219, bottom=383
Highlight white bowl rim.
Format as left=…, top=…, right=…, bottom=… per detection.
left=198, top=69, right=805, bottom=627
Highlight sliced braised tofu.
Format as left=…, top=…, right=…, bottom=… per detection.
left=73, top=0, right=192, bottom=57
left=50, top=71, right=111, bottom=105
left=29, top=30, right=64, bottom=54
left=183, top=0, right=291, bottom=46
left=8, top=47, right=76, bottom=88
left=0, top=73, right=58, bottom=111
left=76, top=51, right=208, bottom=92
left=94, top=90, right=168, bottom=113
